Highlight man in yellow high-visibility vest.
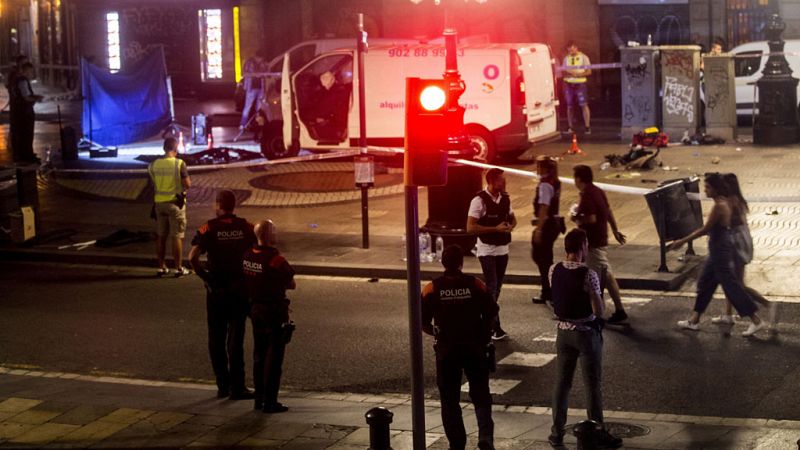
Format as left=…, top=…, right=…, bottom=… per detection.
left=563, top=42, right=592, bottom=135
left=149, top=137, right=192, bottom=276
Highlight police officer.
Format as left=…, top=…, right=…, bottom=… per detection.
left=149, top=137, right=191, bottom=276
left=189, top=190, right=256, bottom=400
left=242, top=220, right=295, bottom=413
left=531, top=156, right=563, bottom=305
left=422, top=245, right=499, bottom=450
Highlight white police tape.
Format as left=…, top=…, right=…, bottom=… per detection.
left=49, top=149, right=361, bottom=175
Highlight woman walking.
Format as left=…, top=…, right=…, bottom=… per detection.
left=710, top=173, right=777, bottom=328
left=668, top=173, right=767, bottom=336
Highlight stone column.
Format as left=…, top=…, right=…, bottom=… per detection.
left=660, top=45, right=701, bottom=140
left=620, top=46, right=660, bottom=141
left=703, top=54, right=737, bottom=141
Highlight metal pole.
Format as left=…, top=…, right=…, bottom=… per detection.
left=404, top=185, right=426, bottom=450
left=708, top=0, right=714, bottom=50
left=358, top=13, right=369, bottom=249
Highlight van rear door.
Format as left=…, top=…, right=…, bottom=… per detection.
left=281, top=54, right=296, bottom=151
left=518, top=45, right=559, bottom=142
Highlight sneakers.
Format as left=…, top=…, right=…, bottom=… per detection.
left=584, top=128, right=592, bottom=136
left=566, top=128, right=575, bottom=134
left=229, top=388, right=255, bottom=400
left=547, top=433, right=563, bottom=447
left=607, top=310, right=628, bottom=324
left=532, top=297, right=549, bottom=305
left=596, top=430, right=623, bottom=449
left=711, top=315, right=734, bottom=324
left=174, top=267, right=191, bottom=278
left=477, top=441, right=495, bottom=450
left=677, top=319, right=700, bottom=331
left=491, top=328, right=509, bottom=341
left=156, top=267, right=169, bottom=277
left=742, top=321, right=767, bottom=337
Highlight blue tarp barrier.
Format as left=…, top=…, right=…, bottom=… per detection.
left=81, top=47, right=170, bottom=146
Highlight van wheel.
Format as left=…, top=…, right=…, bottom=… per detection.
left=467, top=126, right=496, bottom=163
left=260, top=121, right=299, bottom=160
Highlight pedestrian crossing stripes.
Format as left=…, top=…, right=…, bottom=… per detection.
left=463, top=378, right=521, bottom=395
left=498, top=352, right=556, bottom=367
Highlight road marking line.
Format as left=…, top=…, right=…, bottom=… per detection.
left=621, top=297, right=653, bottom=305
left=462, top=379, right=521, bottom=395
left=532, top=333, right=557, bottom=342
left=498, top=352, right=556, bottom=367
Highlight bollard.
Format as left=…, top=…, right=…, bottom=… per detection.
left=573, top=420, right=602, bottom=450
left=365, top=407, right=394, bottom=450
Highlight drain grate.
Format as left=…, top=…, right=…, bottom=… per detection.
left=565, top=421, right=651, bottom=439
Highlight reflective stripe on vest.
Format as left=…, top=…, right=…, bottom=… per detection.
left=149, top=157, right=182, bottom=203
left=564, top=54, right=587, bottom=84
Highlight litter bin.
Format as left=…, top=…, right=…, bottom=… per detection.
left=0, top=167, right=18, bottom=216
left=644, top=176, right=703, bottom=272
left=422, top=162, right=482, bottom=255
left=16, top=166, right=39, bottom=208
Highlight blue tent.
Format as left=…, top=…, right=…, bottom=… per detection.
left=81, top=47, right=170, bottom=146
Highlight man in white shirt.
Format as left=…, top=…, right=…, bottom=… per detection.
left=467, top=168, right=517, bottom=340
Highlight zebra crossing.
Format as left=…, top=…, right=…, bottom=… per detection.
left=462, top=296, right=654, bottom=395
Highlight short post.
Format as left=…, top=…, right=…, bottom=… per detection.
left=573, top=420, right=602, bottom=450
left=365, top=407, right=394, bottom=450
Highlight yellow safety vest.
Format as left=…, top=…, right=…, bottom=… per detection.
left=564, top=53, right=589, bottom=84
left=148, top=157, right=185, bottom=203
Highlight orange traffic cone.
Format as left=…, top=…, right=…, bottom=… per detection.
left=564, top=133, right=585, bottom=156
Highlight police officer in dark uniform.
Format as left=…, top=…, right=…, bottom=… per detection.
left=189, top=190, right=256, bottom=400
left=422, top=245, right=499, bottom=450
left=242, top=220, right=295, bottom=413
left=531, top=156, right=564, bottom=304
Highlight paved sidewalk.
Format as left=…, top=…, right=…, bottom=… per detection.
left=1, top=369, right=798, bottom=449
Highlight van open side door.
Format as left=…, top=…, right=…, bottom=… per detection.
left=280, top=54, right=296, bottom=152
left=519, top=45, right=559, bottom=143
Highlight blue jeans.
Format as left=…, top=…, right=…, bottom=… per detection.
left=479, top=254, right=508, bottom=332
left=694, top=231, right=757, bottom=317
left=552, top=328, right=604, bottom=437
left=240, top=89, right=263, bottom=128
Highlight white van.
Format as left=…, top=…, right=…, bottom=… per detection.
left=267, top=43, right=558, bottom=162
left=730, top=40, right=800, bottom=116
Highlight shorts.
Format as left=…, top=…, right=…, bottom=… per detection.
left=586, top=247, right=612, bottom=275
left=155, top=201, right=186, bottom=238
left=564, top=82, right=588, bottom=108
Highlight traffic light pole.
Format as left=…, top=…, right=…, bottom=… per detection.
left=357, top=13, right=369, bottom=249
left=403, top=185, right=426, bottom=450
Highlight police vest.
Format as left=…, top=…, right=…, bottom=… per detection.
left=476, top=191, right=511, bottom=246
left=148, top=157, right=184, bottom=203
left=199, top=215, right=255, bottom=278
left=564, top=53, right=588, bottom=84
left=534, top=179, right=561, bottom=218
left=551, top=263, right=594, bottom=321
left=242, top=246, right=292, bottom=326
left=429, top=274, right=489, bottom=345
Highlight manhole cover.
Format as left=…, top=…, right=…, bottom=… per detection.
left=250, top=171, right=403, bottom=192
left=565, top=421, right=650, bottom=439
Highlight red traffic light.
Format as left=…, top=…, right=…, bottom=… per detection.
left=420, top=85, right=446, bottom=111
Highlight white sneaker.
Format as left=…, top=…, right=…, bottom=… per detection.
left=742, top=322, right=767, bottom=337
left=711, top=315, right=734, bottom=324
left=677, top=320, right=700, bottom=331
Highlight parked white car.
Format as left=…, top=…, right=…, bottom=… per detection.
left=730, top=40, right=800, bottom=116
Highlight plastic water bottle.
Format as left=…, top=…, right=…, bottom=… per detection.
left=435, top=236, right=444, bottom=262
left=420, top=232, right=432, bottom=263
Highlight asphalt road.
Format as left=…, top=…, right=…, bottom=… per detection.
left=2, top=261, right=799, bottom=422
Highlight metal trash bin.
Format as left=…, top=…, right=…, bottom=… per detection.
left=644, top=176, right=703, bottom=272
left=0, top=167, right=18, bottom=216
left=422, top=162, right=482, bottom=255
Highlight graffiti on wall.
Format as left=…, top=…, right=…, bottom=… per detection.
left=705, top=66, right=730, bottom=112
left=664, top=76, right=694, bottom=122
left=663, top=51, right=694, bottom=79
left=623, top=94, right=653, bottom=123
left=610, top=14, right=684, bottom=48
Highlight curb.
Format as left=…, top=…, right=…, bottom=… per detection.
left=0, top=247, right=700, bottom=291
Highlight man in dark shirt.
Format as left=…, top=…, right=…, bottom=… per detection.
left=571, top=165, right=628, bottom=323
left=242, top=220, right=296, bottom=413
left=548, top=229, right=622, bottom=449
left=422, top=245, right=499, bottom=450
left=189, top=190, right=256, bottom=400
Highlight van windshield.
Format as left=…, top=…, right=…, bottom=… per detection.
left=734, top=51, right=763, bottom=77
